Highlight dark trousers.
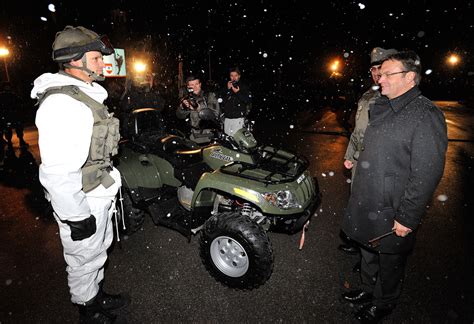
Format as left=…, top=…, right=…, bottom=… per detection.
left=360, top=247, right=408, bottom=309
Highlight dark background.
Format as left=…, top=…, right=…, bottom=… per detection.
left=1, top=2, right=473, bottom=322
left=1, top=0, right=473, bottom=118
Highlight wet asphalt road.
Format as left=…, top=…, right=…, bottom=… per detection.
left=0, top=102, right=473, bottom=323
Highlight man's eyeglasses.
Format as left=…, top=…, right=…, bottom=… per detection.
left=377, top=71, right=409, bottom=78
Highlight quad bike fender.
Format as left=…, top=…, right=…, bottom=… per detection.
left=117, top=146, right=181, bottom=189
left=191, top=170, right=317, bottom=215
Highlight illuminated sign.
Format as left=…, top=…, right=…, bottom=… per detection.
left=103, top=48, right=126, bottom=77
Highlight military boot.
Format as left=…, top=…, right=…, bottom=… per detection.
left=96, top=282, right=131, bottom=311
left=78, top=298, right=117, bottom=324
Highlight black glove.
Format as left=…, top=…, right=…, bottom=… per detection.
left=66, top=215, right=97, bottom=241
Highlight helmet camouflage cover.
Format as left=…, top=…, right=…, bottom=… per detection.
left=52, top=25, right=114, bottom=63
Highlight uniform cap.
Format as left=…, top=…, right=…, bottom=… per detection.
left=370, top=47, right=398, bottom=65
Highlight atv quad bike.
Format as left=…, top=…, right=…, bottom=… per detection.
left=115, top=107, right=321, bottom=289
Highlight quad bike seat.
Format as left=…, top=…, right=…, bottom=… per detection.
left=159, top=135, right=204, bottom=168
left=159, top=136, right=214, bottom=187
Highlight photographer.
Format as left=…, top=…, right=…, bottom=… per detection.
left=176, top=75, right=220, bottom=144
left=220, top=67, right=252, bottom=136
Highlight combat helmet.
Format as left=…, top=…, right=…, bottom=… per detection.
left=52, top=25, right=114, bottom=63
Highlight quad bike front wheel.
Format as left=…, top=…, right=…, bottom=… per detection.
left=199, top=211, right=274, bottom=289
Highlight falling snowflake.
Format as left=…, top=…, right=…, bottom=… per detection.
left=368, top=212, right=378, bottom=220
left=358, top=3, right=365, bottom=9
left=437, top=194, right=448, bottom=202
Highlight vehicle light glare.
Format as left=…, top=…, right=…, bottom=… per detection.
left=263, top=190, right=300, bottom=209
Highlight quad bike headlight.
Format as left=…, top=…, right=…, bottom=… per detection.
left=263, top=190, right=300, bottom=209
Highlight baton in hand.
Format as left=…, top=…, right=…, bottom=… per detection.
left=368, top=229, right=395, bottom=248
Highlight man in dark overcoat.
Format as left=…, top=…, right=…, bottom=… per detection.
left=340, top=51, right=448, bottom=323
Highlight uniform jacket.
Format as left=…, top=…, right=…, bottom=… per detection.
left=341, top=87, right=448, bottom=253
left=344, top=87, right=380, bottom=163
left=220, top=81, right=252, bottom=119
left=31, top=72, right=120, bottom=222
left=176, top=90, right=220, bottom=129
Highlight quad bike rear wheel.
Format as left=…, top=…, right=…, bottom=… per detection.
left=199, top=211, right=273, bottom=289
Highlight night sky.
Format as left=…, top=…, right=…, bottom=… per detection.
left=1, top=0, right=473, bottom=101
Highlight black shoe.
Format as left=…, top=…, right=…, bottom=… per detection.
left=353, top=260, right=361, bottom=273
left=354, top=303, right=393, bottom=323
left=96, top=289, right=131, bottom=311
left=341, top=289, right=373, bottom=304
left=78, top=303, right=117, bottom=324
left=338, top=244, right=359, bottom=255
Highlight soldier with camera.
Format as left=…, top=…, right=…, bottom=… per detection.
left=176, top=75, right=220, bottom=144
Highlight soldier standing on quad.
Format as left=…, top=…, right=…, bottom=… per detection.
left=220, top=67, right=252, bottom=136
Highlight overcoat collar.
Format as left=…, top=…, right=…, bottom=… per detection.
left=374, top=86, right=421, bottom=112
left=388, top=86, right=421, bottom=112
left=369, top=86, right=421, bottom=124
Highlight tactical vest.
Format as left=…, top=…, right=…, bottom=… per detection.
left=37, top=85, right=120, bottom=193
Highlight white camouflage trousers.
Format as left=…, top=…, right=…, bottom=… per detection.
left=54, top=168, right=121, bottom=305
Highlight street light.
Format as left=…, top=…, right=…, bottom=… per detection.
left=330, top=59, right=340, bottom=72
left=447, top=54, right=460, bottom=66
left=0, top=47, right=10, bottom=82
left=133, top=61, right=147, bottom=73
left=329, top=59, right=342, bottom=78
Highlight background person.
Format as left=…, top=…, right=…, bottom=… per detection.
left=0, top=82, right=29, bottom=148
left=338, top=47, right=398, bottom=264
left=176, top=75, right=220, bottom=144
left=220, top=67, right=252, bottom=136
